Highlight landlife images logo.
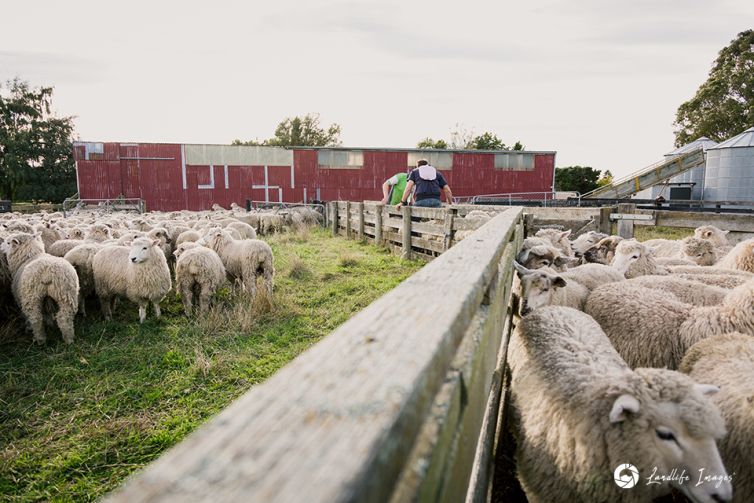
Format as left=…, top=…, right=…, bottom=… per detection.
left=614, top=463, right=640, bottom=489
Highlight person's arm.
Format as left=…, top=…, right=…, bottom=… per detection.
left=396, top=180, right=415, bottom=208
left=380, top=180, right=391, bottom=204
left=443, top=185, right=453, bottom=204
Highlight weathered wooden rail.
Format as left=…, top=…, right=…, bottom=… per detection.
left=107, top=206, right=525, bottom=503
left=328, top=202, right=511, bottom=260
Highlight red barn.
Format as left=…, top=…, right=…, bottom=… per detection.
left=73, top=142, right=556, bottom=211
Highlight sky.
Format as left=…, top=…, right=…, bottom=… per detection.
left=1, top=0, right=753, bottom=179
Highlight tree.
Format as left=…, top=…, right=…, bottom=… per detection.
left=468, top=132, right=525, bottom=151
left=233, top=113, right=341, bottom=147
left=673, top=30, right=754, bottom=146
left=0, top=78, right=76, bottom=202
left=554, top=166, right=602, bottom=194
left=596, top=169, right=614, bottom=188
left=448, top=123, right=475, bottom=149
left=416, top=137, right=448, bottom=149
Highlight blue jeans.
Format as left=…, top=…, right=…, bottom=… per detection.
left=414, top=198, right=442, bottom=208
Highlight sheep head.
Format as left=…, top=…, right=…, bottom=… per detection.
left=128, top=238, right=161, bottom=264
left=694, top=225, right=730, bottom=248
left=512, top=261, right=567, bottom=315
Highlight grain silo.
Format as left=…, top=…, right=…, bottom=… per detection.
left=703, top=126, right=754, bottom=203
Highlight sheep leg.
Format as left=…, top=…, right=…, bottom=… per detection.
left=199, top=283, right=213, bottom=313
left=152, top=301, right=161, bottom=318
left=263, top=266, right=274, bottom=297
left=138, top=303, right=147, bottom=323
left=56, top=308, right=76, bottom=344
left=180, top=284, right=193, bottom=316
left=78, top=294, right=86, bottom=317
left=243, top=274, right=257, bottom=298
left=100, top=295, right=113, bottom=320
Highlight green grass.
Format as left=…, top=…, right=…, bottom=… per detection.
left=634, top=225, right=694, bottom=241
left=0, top=228, right=423, bottom=502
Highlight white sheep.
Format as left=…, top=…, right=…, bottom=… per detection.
left=512, top=262, right=589, bottom=315
left=176, top=229, right=202, bottom=246
left=680, top=333, right=754, bottom=503
left=557, top=262, right=625, bottom=291
left=201, top=229, right=274, bottom=298
left=715, top=237, right=754, bottom=274
left=226, top=221, right=257, bottom=240
left=676, top=273, right=749, bottom=289
left=2, top=233, right=79, bottom=343
left=582, top=235, right=623, bottom=265
left=534, top=228, right=574, bottom=257
left=508, top=306, right=730, bottom=503
left=173, top=242, right=226, bottom=315
left=642, top=237, right=682, bottom=258
left=585, top=279, right=754, bottom=369
left=569, top=230, right=608, bottom=256
left=516, top=237, right=577, bottom=271
left=92, top=238, right=172, bottom=323
left=63, top=243, right=104, bottom=317
left=611, top=239, right=669, bottom=278
left=695, top=225, right=732, bottom=250
left=624, top=275, right=728, bottom=306
left=680, top=236, right=718, bottom=266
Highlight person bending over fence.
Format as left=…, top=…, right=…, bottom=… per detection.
left=396, top=159, right=452, bottom=209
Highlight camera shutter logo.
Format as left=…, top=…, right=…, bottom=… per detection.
left=614, top=463, right=640, bottom=489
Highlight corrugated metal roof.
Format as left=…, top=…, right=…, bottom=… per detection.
left=707, top=126, right=754, bottom=150
left=665, top=137, right=718, bottom=156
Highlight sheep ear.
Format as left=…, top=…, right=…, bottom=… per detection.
left=560, top=230, right=572, bottom=239
left=554, top=256, right=579, bottom=268
left=11, top=238, right=19, bottom=245
left=722, top=230, right=730, bottom=235
left=552, top=276, right=567, bottom=288
left=513, top=261, right=531, bottom=276
left=609, top=394, right=640, bottom=423
left=152, top=239, right=160, bottom=247
left=517, top=249, right=531, bottom=263
left=696, top=384, right=719, bottom=396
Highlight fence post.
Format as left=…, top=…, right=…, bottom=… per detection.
left=401, top=205, right=412, bottom=260
left=375, top=204, right=384, bottom=245
left=331, top=202, right=339, bottom=237
left=358, top=202, right=365, bottom=242
left=599, top=206, right=612, bottom=235
left=443, top=207, right=455, bottom=251
left=523, top=213, right=535, bottom=237
left=345, top=201, right=352, bottom=239
left=616, top=203, right=635, bottom=239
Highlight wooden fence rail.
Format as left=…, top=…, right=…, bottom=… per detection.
left=107, top=207, right=525, bottom=503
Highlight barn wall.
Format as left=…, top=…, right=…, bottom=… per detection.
left=75, top=143, right=555, bottom=211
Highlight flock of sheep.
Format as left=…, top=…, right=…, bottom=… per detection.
left=509, top=224, right=754, bottom=502
left=0, top=203, right=323, bottom=344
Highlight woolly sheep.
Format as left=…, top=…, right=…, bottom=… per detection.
left=656, top=257, right=695, bottom=266
left=147, top=227, right=173, bottom=259
left=176, top=229, right=202, bottom=246
left=516, top=237, right=576, bottom=271
left=173, top=243, right=226, bottom=315
left=512, top=262, right=589, bottom=315
left=63, top=243, right=104, bottom=316
left=624, top=275, right=728, bottom=306
left=47, top=239, right=89, bottom=258
left=508, top=306, right=730, bottom=503
left=611, top=239, right=669, bottom=278
left=585, top=279, right=754, bottom=369
left=226, top=221, right=257, bottom=240
left=2, top=233, right=79, bottom=344
left=668, top=264, right=754, bottom=280
left=35, top=222, right=63, bottom=251
left=681, top=236, right=718, bottom=266
left=643, top=238, right=682, bottom=258
left=569, top=230, right=608, bottom=256
left=534, top=228, right=574, bottom=257
left=86, top=223, right=112, bottom=242
left=680, top=333, right=754, bottom=502
left=116, top=230, right=147, bottom=246
left=695, top=225, right=732, bottom=250
left=582, top=235, right=623, bottom=265
left=557, top=262, right=625, bottom=291
left=259, top=214, right=284, bottom=235
left=676, top=273, right=749, bottom=290
left=201, top=229, right=274, bottom=298
left=715, top=237, right=754, bottom=274
left=92, top=238, right=172, bottom=323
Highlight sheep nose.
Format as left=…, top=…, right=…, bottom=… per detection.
left=520, top=306, right=531, bottom=316
left=130, top=257, right=137, bottom=263
left=711, top=493, right=731, bottom=503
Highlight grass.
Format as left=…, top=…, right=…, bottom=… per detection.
left=634, top=225, right=694, bottom=241
left=0, top=228, right=423, bottom=502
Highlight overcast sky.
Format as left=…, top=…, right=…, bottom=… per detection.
left=2, top=0, right=753, bottom=179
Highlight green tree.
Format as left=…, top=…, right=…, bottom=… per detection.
left=673, top=30, right=754, bottom=146
left=468, top=132, right=525, bottom=150
left=0, top=78, right=76, bottom=202
left=233, top=113, right=341, bottom=147
left=596, top=169, right=613, bottom=188
left=416, top=137, right=448, bottom=149
left=554, top=166, right=602, bottom=194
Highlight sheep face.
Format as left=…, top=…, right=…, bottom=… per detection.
left=680, top=237, right=716, bottom=266
left=173, top=241, right=200, bottom=259
left=583, top=236, right=623, bottom=265
left=570, top=231, right=608, bottom=256
left=513, top=262, right=566, bottom=315
left=149, top=228, right=172, bottom=245
left=694, top=225, right=729, bottom=248
left=610, top=240, right=648, bottom=275
left=204, top=229, right=232, bottom=252
left=128, top=238, right=160, bottom=264
left=607, top=378, right=730, bottom=503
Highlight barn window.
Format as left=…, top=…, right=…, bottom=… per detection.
left=318, top=150, right=363, bottom=169
left=407, top=152, right=453, bottom=170
left=494, top=153, right=534, bottom=171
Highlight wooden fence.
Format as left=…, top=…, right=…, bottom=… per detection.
left=328, top=202, right=513, bottom=260
left=107, top=207, right=525, bottom=503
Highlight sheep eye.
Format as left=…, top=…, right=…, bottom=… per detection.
left=655, top=429, right=676, bottom=442
left=542, top=287, right=549, bottom=292
left=632, top=255, right=639, bottom=259
left=142, top=247, right=147, bottom=250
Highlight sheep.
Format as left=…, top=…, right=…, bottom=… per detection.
left=585, top=279, right=754, bottom=369
left=233, top=212, right=260, bottom=231
left=655, top=257, right=695, bottom=266
left=116, top=230, right=147, bottom=246
left=676, top=273, right=749, bottom=289
left=642, top=238, right=682, bottom=258
left=569, top=230, right=608, bottom=256
left=173, top=243, right=226, bottom=315
left=512, top=262, right=589, bottom=315
left=624, top=275, right=728, bottom=306
left=65, top=227, right=86, bottom=240
left=47, top=239, right=90, bottom=258
left=201, top=229, right=274, bottom=298
left=557, top=262, right=625, bottom=291
left=92, top=238, right=172, bottom=323
left=147, top=227, right=173, bottom=259
left=516, top=238, right=576, bottom=271
left=680, top=333, right=754, bottom=502
left=176, top=229, right=202, bottom=246
left=695, top=225, right=732, bottom=250
left=610, top=239, right=669, bottom=278
left=63, top=243, right=104, bottom=316
left=508, top=306, right=730, bottom=503
left=86, top=223, right=112, bottom=242
left=680, top=236, right=718, bottom=266
left=35, top=222, right=63, bottom=251
left=259, top=213, right=284, bottom=235
left=2, top=233, right=79, bottom=344
left=582, top=235, right=623, bottom=265
left=668, top=264, right=754, bottom=280
left=226, top=221, right=257, bottom=240
left=715, top=237, right=754, bottom=274
left=534, top=228, right=574, bottom=257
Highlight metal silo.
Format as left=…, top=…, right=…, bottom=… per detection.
left=703, top=126, right=754, bottom=203
left=657, top=137, right=718, bottom=200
